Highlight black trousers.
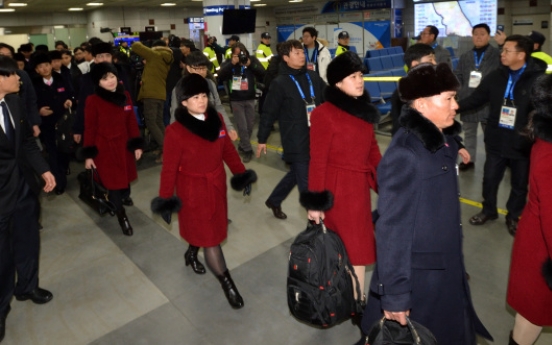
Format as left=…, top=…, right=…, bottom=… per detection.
left=266, top=160, right=309, bottom=207
left=481, top=151, right=530, bottom=220
left=0, top=179, right=40, bottom=317
left=41, top=127, right=69, bottom=191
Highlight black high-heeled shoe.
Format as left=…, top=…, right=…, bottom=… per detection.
left=184, top=246, right=206, bottom=274
left=217, top=270, right=244, bottom=309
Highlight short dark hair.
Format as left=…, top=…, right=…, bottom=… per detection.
left=74, top=47, right=84, bottom=54
left=13, top=53, right=25, bottom=62
left=472, top=23, right=490, bottom=35
left=280, top=40, right=303, bottom=57
left=88, top=37, right=103, bottom=45
left=0, top=43, right=15, bottom=56
left=0, top=56, right=19, bottom=76
left=61, top=49, right=72, bottom=57
left=55, top=40, right=68, bottom=49
left=232, top=43, right=249, bottom=56
left=426, top=25, right=439, bottom=40
left=404, top=43, right=435, bottom=69
left=302, top=27, right=318, bottom=39
left=83, top=46, right=93, bottom=54
left=505, top=34, right=533, bottom=60
left=185, top=50, right=210, bottom=67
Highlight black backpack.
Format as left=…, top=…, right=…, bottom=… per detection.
left=287, top=220, right=361, bottom=328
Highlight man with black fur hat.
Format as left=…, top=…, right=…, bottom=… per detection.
left=359, top=63, right=493, bottom=345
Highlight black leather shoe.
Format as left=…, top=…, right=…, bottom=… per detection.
left=116, top=208, right=133, bottom=236
left=122, top=197, right=134, bottom=206
left=469, top=212, right=498, bottom=225
left=54, top=188, right=65, bottom=195
left=15, top=287, right=53, bottom=304
left=0, top=315, right=5, bottom=343
left=184, top=246, right=206, bottom=274
left=506, top=218, right=519, bottom=237
left=458, top=162, right=475, bottom=171
left=217, top=270, right=244, bottom=309
left=265, top=200, right=287, bottom=219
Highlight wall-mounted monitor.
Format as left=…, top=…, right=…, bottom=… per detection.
left=222, top=9, right=257, bottom=34
left=415, top=0, right=497, bottom=37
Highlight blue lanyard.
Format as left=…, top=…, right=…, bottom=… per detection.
left=431, top=42, right=438, bottom=49
left=473, top=51, right=485, bottom=70
left=504, top=64, right=526, bottom=102
left=233, top=65, right=245, bottom=76
left=289, top=74, right=315, bottom=102
left=304, top=47, right=318, bottom=64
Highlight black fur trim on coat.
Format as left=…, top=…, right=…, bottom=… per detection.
left=299, top=190, right=334, bottom=211
left=542, top=257, right=552, bottom=290
left=127, top=137, right=146, bottom=152
left=325, top=86, right=380, bottom=124
left=230, top=169, right=257, bottom=191
left=175, top=106, right=221, bottom=142
left=532, top=113, right=552, bottom=143
left=77, top=146, right=98, bottom=160
left=95, top=83, right=127, bottom=107
left=399, top=107, right=462, bottom=153
left=151, top=196, right=182, bottom=214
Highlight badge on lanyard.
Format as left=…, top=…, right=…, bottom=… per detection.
left=232, top=76, right=242, bottom=91
left=499, top=105, right=517, bottom=130
left=468, top=71, right=482, bottom=88
left=306, top=104, right=316, bottom=126
left=306, top=62, right=316, bottom=71
left=240, top=78, right=248, bottom=90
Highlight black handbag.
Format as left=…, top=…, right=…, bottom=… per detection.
left=55, top=108, right=76, bottom=154
left=77, top=168, right=116, bottom=216
left=362, top=317, right=437, bottom=345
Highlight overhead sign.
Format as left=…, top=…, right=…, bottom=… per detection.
left=203, top=5, right=234, bottom=16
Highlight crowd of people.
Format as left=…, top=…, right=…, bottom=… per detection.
left=0, top=24, right=551, bottom=345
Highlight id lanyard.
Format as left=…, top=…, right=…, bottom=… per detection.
left=473, top=51, right=485, bottom=70
left=232, top=65, right=246, bottom=77
left=289, top=74, right=315, bottom=104
left=503, top=64, right=526, bottom=107
left=431, top=42, right=438, bottom=50
left=304, top=47, right=318, bottom=64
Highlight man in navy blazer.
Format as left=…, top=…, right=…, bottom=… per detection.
left=359, top=63, right=493, bottom=344
left=0, top=56, right=56, bottom=343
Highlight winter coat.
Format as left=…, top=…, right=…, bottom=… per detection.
left=32, top=71, right=73, bottom=132
left=132, top=42, right=174, bottom=101
left=166, top=47, right=183, bottom=95
left=82, top=86, right=143, bottom=190
left=257, top=62, right=326, bottom=163
left=455, top=44, right=501, bottom=123
left=434, top=44, right=452, bottom=68
left=362, top=107, right=493, bottom=344
left=303, top=40, right=331, bottom=83
left=158, top=107, right=247, bottom=247
left=458, top=57, right=545, bottom=159
left=301, top=86, right=381, bottom=265
left=218, top=56, right=266, bottom=102
left=507, top=113, right=552, bottom=326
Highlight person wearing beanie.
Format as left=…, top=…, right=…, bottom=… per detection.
left=300, top=51, right=381, bottom=303
left=335, top=30, right=350, bottom=57
left=31, top=52, right=74, bottom=195
left=151, top=73, right=257, bottom=310
left=81, top=62, right=144, bottom=236
left=224, top=35, right=240, bottom=60
left=359, top=63, right=493, bottom=345
left=528, top=30, right=552, bottom=73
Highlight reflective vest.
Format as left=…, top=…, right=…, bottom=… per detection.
left=225, top=47, right=232, bottom=61
left=119, top=46, right=130, bottom=57
left=335, top=44, right=348, bottom=57
left=256, top=43, right=273, bottom=69
left=532, top=51, right=552, bottom=74
left=203, top=46, right=219, bottom=73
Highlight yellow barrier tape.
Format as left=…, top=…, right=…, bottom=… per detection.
left=250, top=140, right=284, bottom=153
left=363, top=76, right=402, bottom=82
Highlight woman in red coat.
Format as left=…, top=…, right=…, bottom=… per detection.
left=81, top=63, right=144, bottom=236
left=301, top=52, right=381, bottom=300
left=507, top=74, right=552, bottom=345
left=151, top=74, right=257, bottom=309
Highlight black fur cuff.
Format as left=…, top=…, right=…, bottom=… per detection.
left=542, top=257, right=552, bottom=290
left=78, top=146, right=98, bottom=160
left=127, top=137, right=146, bottom=152
left=299, top=190, right=334, bottom=211
left=151, top=196, right=182, bottom=214
left=230, top=169, right=257, bottom=191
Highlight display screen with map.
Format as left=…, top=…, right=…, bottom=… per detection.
left=414, top=0, right=497, bottom=37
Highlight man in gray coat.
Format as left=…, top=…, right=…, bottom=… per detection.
left=419, top=25, right=451, bottom=68
left=455, top=23, right=501, bottom=171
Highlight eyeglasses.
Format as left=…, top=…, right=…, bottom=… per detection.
left=502, top=49, right=521, bottom=54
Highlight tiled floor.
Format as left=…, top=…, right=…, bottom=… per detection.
left=3, top=115, right=552, bottom=344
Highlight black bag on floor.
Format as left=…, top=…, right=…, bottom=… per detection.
left=287, top=219, right=362, bottom=328
left=362, top=317, right=437, bottom=345
left=55, top=109, right=76, bottom=154
left=77, top=168, right=116, bottom=216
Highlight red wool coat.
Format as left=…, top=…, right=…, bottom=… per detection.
left=84, top=90, right=140, bottom=190
left=507, top=137, right=552, bottom=325
left=307, top=88, right=382, bottom=265
left=159, top=107, right=245, bottom=247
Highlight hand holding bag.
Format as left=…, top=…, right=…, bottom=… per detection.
left=78, top=168, right=116, bottom=216
left=362, top=317, right=437, bottom=345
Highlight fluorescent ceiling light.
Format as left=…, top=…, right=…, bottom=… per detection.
left=253, top=3, right=266, bottom=6
left=8, top=3, right=27, bottom=6
left=86, top=2, right=104, bottom=6
left=289, top=0, right=303, bottom=2
left=0, top=9, right=16, bottom=12
left=250, top=0, right=261, bottom=2
left=69, top=7, right=84, bottom=11
left=53, top=25, right=65, bottom=29
left=161, top=2, right=176, bottom=5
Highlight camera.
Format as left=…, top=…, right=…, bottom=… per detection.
left=238, top=51, right=248, bottom=65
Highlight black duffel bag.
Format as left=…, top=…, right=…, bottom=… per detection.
left=77, top=168, right=116, bottom=216
left=361, top=317, right=437, bottom=345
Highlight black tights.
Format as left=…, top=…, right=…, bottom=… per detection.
left=204, top=245, right=227, bottom=276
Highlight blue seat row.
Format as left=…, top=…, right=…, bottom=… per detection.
left=364, top=53, right=404, bottom=72
left=365, top=46, right=403, bottom=58
left=363, top=70, right=403, bottom=115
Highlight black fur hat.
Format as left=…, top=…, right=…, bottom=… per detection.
left=531, top=74, right=552, bottom=119
left=90, top=62, right=118, bottom=85
left=398, top=62, right=460, bottom=102
left=91, top=42, right=113, bottom=56
left=31, top=53, right=51, bottom=67
left=48, top=50, right=62, bottom=60
left=176, top=73, right=210, bottom=103
left=327, top=51, right=366, bottom=86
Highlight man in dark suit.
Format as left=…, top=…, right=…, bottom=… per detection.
left=0, top=56, right=56, bottom=343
